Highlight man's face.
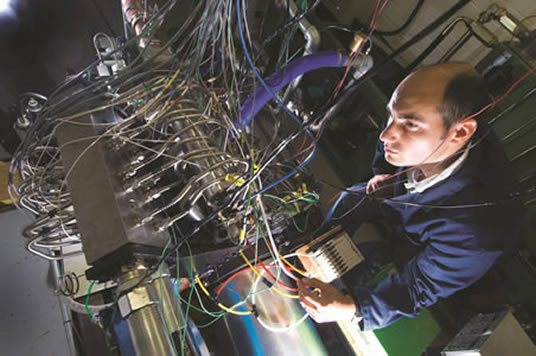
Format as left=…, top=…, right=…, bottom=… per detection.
left=380, top=83, right=449, bottom=168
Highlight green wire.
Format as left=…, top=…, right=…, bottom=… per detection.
left=85, top=280, right=96, bottom=318
left=287, top=48, right=303, bottom=63
left=196, top=313, right=225, bottom=328
left=180, top=238, right=197, bottom=356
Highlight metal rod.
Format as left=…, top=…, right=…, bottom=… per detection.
left=51, top=260, right=79, bottom=356
left=440, top=29, right=473, bottom=62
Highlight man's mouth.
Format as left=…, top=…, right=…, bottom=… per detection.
left=384, top=145, right=398, bottom=154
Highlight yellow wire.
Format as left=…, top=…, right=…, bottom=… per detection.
left=195, top=275, right=211, bottom=296
left=280, top=254, right=307, bottom=277
left=195, top=275, right=252, bottom=316
left=239, top=251, right=299, bottom=299
left=217, top=302, right=251, bottom=316
left=164, top=69, right=181, bottom=89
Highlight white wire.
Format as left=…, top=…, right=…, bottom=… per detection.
left=251, top=252, right=311, bottom=333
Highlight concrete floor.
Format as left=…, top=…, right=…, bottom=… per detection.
left=0, top=208, right=71, bottom=356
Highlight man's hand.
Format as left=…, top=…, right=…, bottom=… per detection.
left=297, top=277, right=357, bottom=323
left=366, top=174, right=393, bottom=198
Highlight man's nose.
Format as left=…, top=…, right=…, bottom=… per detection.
left=379, top=121, right=399, bottom=143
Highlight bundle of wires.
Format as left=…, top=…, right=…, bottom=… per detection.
left=7, top=1, right=403, bottom=346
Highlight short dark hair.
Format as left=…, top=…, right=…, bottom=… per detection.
left=438, top=72, right=491, bottom=128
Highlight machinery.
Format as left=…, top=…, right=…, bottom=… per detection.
left=6, top=0, right=536, bottom=355
left=7, top=1, right=373, bottom=355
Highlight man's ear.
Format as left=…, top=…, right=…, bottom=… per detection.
left=450, top=118, right=477, bottom=144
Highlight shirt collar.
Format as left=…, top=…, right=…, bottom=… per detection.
left=404, top=143, right=471, bottom=194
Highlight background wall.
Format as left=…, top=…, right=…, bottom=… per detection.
left=323, top=0, right=536, bottom=67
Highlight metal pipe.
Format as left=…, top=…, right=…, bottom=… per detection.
left=439, top=28, right=473, bottom=62
left=287, top=0, right=320, bottom=55
left=51, top=260, right=79, bottom=356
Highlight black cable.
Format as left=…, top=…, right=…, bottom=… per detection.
left=375, top=0, right=425, bottom=36
left=377, top=0, right=471, bottom=70
left=405, top=17, right=469, bottom=72
left=321, top=0, right=425, bottom=37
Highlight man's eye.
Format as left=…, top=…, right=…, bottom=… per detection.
left=404, top=121, right=418, bottom=129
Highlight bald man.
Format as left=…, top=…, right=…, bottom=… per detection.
left=298, top=63, right=523, bottom=330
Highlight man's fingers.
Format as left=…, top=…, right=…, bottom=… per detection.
left=297, top=279, right=309, bottom=296
left=302, top=277, right=325, bottom=289
left=299, top=288, right=323, bottom=307
left=300, top=296, right=318, bottom=311
left=366, top=181, right=374, bottom=194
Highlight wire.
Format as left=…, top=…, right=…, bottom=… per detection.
left=244, top=239, right=298, bottom=292
left=280, top=254, right=307, bottom=277
left=236, top=0, right=318, bottom=196
left=239, top=250, right=299, bottom=299
left=322, top=0, right=424, bottom=37
left=468, top=65, right=536, bottom=120
left=195, top=274, right=252, bottom=316
left=251, top=274, right=309, bottom=333
left=85, top=280, right=96, bottom=318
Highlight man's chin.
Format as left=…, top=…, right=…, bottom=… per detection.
left=384, top=153, right=404, bottom=167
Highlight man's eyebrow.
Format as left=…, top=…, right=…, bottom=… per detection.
left=399, top=113, right=422, bottom=121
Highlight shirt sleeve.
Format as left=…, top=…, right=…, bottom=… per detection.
left=350, top=221, right=503, bottom=331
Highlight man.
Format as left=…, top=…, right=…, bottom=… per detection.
left=297, top=62, right=523, bottom=330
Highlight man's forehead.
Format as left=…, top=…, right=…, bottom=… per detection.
left=388, top=86, right=443, bottom=114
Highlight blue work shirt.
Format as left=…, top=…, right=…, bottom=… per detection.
left=348, top=126, right=523, bottom=331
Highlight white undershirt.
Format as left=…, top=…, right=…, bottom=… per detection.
left=404, top=143, right=471, bottom=194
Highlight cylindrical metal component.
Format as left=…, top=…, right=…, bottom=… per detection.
left=286, top=0, right=320, bottom=54
left=127, top=303, right=178, bottom=356
left=152, top=277, right=186, bottom=333
left=117, top=265, right=181, bottom=356
left=350, top=32, right=368, bottom=53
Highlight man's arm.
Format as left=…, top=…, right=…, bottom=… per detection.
left=352, top=227, right=502, bottom=330
left=299, top=220, right=503, bottom=330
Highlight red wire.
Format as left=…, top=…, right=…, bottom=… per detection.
left=466, top=65, right=536, bottom=120
left=330, top=0, right=389, bottom=100
left=216, top=267, right=250, bottom=296
left=296, top=0, right=390, bottom=163
left=178, top=278, right=190, bottom=293
left=215, top=259, right=298, bottom=297
left=244, top=239, right=298, bottom=291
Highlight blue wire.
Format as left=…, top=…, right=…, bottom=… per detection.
left=251, top=147, right=316, bottom=198
left=236, top=0, right=317, bottom=197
